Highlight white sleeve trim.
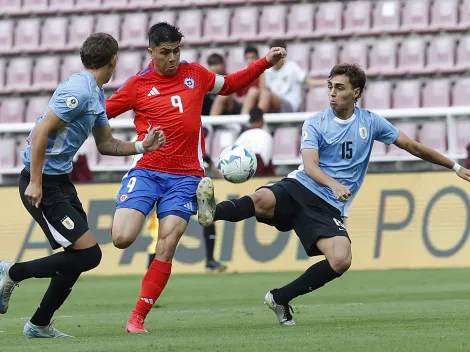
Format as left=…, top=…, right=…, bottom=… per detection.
left=209, top=74, right=225, bottom=94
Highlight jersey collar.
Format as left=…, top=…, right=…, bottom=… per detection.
left=331, top=107, right=357, bottom=125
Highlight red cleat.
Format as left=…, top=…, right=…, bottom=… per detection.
left=125, top=313, right=148, bottom=333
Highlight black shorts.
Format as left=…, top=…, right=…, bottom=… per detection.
left=19, top=168, right=89, bottom=250
left=256, top=178, right=350, bottom=257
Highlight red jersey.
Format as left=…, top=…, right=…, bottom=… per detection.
left=106, top=58, right=272, bottom=177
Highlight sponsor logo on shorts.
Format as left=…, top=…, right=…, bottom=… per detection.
left=120, top=194, right=128, bottom=202
left=61, top=216, right=75, bottom=230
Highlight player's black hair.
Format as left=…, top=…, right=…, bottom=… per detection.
left=244, top=45, right=259, bottom=57
left=207, top=53, right=224, bottom=66
left=249, top=107, right=264, bottom=124
left=270, top=40, right=286, bottom=49
left=148, top=22, right=184, bottom=47
left=328, top=63, right=366, bottom=103
left=80, top=32, right=118, bottom=70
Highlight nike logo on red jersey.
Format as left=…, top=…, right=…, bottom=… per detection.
left=147, top=87, right=160, bottom=96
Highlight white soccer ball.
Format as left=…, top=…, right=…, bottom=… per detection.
left=217, top=145, right=257, bottom=184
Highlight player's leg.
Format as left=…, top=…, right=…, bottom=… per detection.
left=241, top=86, right=260, bottom=115
left=210, top=95, right=233, bottom=116
left=197, top=177, right=276, bottom=227
left=258, top=88, right=281, bottom=113
left=112, top=168, right=160, bottom=249
left=203, top=224, right=227, bottom=272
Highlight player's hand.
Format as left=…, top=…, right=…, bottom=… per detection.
left=266, top=47, right=287, bottom=65
left=329, top=182, right=352, bottom=202
left=457, top=167, right=470, bottom=182
left=143, top=127, right=166, bottom=152
left=25, top=181, right=42, bottom=208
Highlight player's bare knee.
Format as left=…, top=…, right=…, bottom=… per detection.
left=112, top=229, right=135, bottom=249
left=327, top=251, right=352, bottom=274
left=251, top=188, right=276, bottom=217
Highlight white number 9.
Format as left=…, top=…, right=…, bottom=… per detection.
left=127, top=177, right=137, bottom=193
left=171, top=95, right=184, bottom=113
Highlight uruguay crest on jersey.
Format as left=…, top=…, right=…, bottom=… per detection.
left=359, top=127, right=367, bottom=139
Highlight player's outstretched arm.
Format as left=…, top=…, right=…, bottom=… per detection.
left=92, top=125, right=166, bottom=156
left=302, top=149, right=352, bottom=202
left=394, top=131, right=470, bottom=181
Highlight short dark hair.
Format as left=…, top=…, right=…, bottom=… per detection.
left=244, top=45, right=259, bottom=57
left=80, top=32, right=118, bottom=69
left=249, top=107, right=264, bottom=124
left=328, top=63, right=366, bottom=102
left=207, top=53, right=224, bottom=66
left=148, top=22, right=184, bottom=47
left=270, top=40, right=286, bottom=49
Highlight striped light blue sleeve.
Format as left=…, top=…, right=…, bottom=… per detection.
left=50, top=79, right=90, bottom=123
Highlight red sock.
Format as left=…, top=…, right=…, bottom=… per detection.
left=132, top=259, right=172, bottom=319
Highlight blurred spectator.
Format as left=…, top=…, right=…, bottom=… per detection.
left=69, top=153, right=92, bottom=182
left=234, top=107, right=274, bottom=175
left=260, top=40, right=324, bottom=113
left=236, top=46, right=264, bottom=115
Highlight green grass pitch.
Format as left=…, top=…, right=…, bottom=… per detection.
left=1, top=269, right=470, bottom=352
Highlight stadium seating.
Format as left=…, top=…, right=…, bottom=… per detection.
left=310, top=42, right=338, bottom=78
left=456, top=36, right=470, bottom=71
left=210, top=129, right=238, bottom=164
left=0, top=138, right=17, bottom=169
left=0, top=97, right=25, bottom=123
left=422, top=79, right=451, bottom=108
left=41, top=17, right=68, bottom=52
left=340, top=41, right=368, bottom=70
left=371, top=0, right=400, bottom=34
left=452, top=78, right=470, bottom=106
left=363, top=81, right=392, bottom=110
left=430, top=0, right=459, bottom=31
left=202, top=8, right=230, bottom=44
left=120, top=13, right=148, bottom=48
left=272, top=127, right=300, bottom=163
left=14, top=18, right=40, bottom=53
left=32, top=56, right=60, bottom=92
left=393, top=80, right=421, bottom=108
left=343, top=1, right=372, bottom=35
left=25, top=96, right=49, bottom=123
left=229, top=7, right=258, bottom=42
left=67, top=15, right=95, bottom=50
left=314, top=2, right=343, bottom=38
left=306, top=87, right=330, bottom=112
left=388, top=122, right=418, bottom=155
left=401, top=0, right=430, bottom=33
left=456, top=120, right=470, bottom=154
left=22, top=0, right=48, bottom=14
left=0, top=20, right=13, bottom=54
left=397, top=38, right=426, bottom=75
left=6, top=58, right=33, bottom=93
left=286, top=4, right=315, bottom=40
left=418, top=121, right=447, bottom=153
left=61, top=55, right=84, bottom=81
left=258, top=5, right=287, bottom=41
left=368, top=39, right=397, bottom=76
left=425, top=36, right=457, bottom=74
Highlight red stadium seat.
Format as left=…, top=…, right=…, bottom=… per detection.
left=67, top=15, right=94, bottom=49
left=419, top=121, right=447, bottom=153
left=430, top=0, right=458, bottom=31
left=393, top=80, right=421, bottom=108
left=310, top=42, right=339, bottom=78
left=177, top=10, right=203, bottom=45
left=48, top=0, right=75, bottom=13
left=0, top=20, right=13, bottom=54
left=422, top=79, right=450, bottom=107
left=6, top=58, right=33, bottom=93
left=0, top=0, right=21, bottom=15
left=95, top=15, right=121, bottom=42
left=368, top=39, right=397, bottom=76
left=150, top=11, right=176, bottom=27
left=456, top=36, right=470, bottom=72
left=210, top=129, right=239, bottom=165
left=397, top=38, right=426, bottom=75
left=401, top=0, right=430, bottom=33
left=272, top=127, right=300, bottom=163
left=343, top=1, right=372, bottom=35
left=74, top=0, right=102, bottom=11
left=102, top=0, right=129, bottom=10
left=340, top=42, right=367, bottom=69
left=202, top=8, right=230, bottom=44
left=128, top=0, right=155, bottom=9
left=0, top=97, right=25, bottom=123
left=387, top=122, right=418, bottom=155
left=0, top=59, right=5, bottom=93
left=33, top=57, right=60, bottom=91
left=61, top=55, right=84, bottom=81
left=40, top=17, right=68, bottom=51
left=363, top=81, right=392, bottom=110
left=0, top=138, right=17, bottom=169
left=229, top=7, right=259, bottom=42
left=286, top=43, right=310, bottom=72
left=458, top=0, right=470, bottom=30
left=157, top=0, right=185, bottom=7
left=425, top=37, right=456, bottom=74
left=306, top=87, right=330, bottom=112
left=14, top=18, right=40, bottom=53
left=188, top=0, right=219, bottom=6
left=25, top=96, right=50, bottom=123
left=226, top=47, right=245, bottom=74
left=455, top=120, right=470, bottom=153
left=314, top=2, right=343, bottom=37
left=22, top=0, right=48, bottom=13
left=258, top=5, right=287, bottom=41
left=121, top=13, right=148, bottom=48
left=452, top=78, right=470, bottom=107
left=16, top=138, right=29, bottom=168
left=108, top=52, right=143, bottom=89
left=371, top=0, right=400, bottom=34
left=286, top=4, right=314, bottom=40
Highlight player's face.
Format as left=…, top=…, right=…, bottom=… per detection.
left=208, top=63, right=225, bottom=75
left=327, top=75, right=360, bottom=113
left=244, top=52, right=258, bottom=66
left=149, top=42, right=181, bottom=76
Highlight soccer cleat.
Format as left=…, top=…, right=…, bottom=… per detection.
left=197, top=177, right=216, bottom=227
left=23, top=320, right=72, bottom=338
left=264, top=291, right=296, bottom=326
left=0, top=260, right=18, bottom=314
left=125, top=313, right=148, bottom=333
left=205, top=260, right=227, bottom=273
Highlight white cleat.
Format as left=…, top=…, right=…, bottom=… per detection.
left=197, top=177, right=216, bottom=227
left=264, top=291, right=296, bottom=326
left=23, top=320, right=73, bottom=338
left=0, top=260, right=17, bottom=314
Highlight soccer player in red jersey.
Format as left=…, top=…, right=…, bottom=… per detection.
left=106, top=22, right=286, bottom=333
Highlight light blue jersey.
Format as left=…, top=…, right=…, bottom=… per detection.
left=289, top=107, right=399, bottom=217
left=22, top=70, right=109, bottom=175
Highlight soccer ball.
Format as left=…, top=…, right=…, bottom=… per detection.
left=217, top=145, right=257, bottom=184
